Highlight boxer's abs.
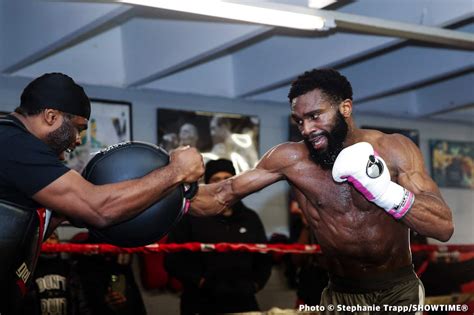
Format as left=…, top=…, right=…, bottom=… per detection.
left=307, top=189, right=412, bottom=277
left=288, top=161, right=411, bottom=276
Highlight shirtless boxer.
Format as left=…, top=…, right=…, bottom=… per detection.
left=191, top=68, right=453, bottom=314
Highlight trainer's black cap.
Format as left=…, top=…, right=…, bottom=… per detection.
left=20, top=73, right=91, bottom=119
left=205, top=159, right=236, bottom=184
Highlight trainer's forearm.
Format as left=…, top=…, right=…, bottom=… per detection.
left=402, top=193, right=453, bottom=242
left=87, top=164, right=184, bottom=226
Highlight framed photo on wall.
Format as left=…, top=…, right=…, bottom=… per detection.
left=429, top=139, right=474, bottom=189
left=66, top=99, right=132, bottom=172
left=157, top=108, right=260, bottom=174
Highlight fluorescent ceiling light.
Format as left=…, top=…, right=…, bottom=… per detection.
left=117, top=0, right=330, bottom=30
left=308, top=0, right=337, bottom=9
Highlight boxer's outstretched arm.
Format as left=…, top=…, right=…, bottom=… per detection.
left=33, top=146, right=204, bottom=228
left=190, top=144, right=290, bottom=216
left=391, top=135, right=454, bottom=241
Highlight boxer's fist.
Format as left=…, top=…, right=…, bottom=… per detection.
left=170, top=146, right=204, bottom=183
left=332, top=142, right=414, bottom=219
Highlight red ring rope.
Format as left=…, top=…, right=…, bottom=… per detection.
left=41, top=242, right=474, bottom=255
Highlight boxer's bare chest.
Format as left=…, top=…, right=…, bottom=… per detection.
left=287, top=159, right=374, bottom=214
left=287, top=143, right=399, bottom=213
left=287, top=158, right=410, bottom=271
left=287, top=156, right=402, bottom=242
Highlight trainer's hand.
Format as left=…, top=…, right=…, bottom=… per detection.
left=332, top=142, right=415, bottom=219
left=169, top=146, right=204, bottom=183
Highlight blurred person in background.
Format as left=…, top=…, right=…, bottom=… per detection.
left=165, top=159, right=272, bottom=314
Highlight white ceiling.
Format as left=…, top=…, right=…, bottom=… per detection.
left=1, top=0, right=473, bottom=125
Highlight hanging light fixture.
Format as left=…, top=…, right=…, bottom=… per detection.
left=117, top=0, right=333, bottom=30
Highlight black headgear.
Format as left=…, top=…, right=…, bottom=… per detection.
left=204, top=159, right=236, bottom=184
left=20, top=73, right=91, bottom=119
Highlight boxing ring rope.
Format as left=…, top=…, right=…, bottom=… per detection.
left=41, top=242, right=474, bottom=307
left=41, top=242, right=474, bottom=255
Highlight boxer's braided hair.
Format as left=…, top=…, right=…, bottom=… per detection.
left=288, top=68, right=353, bottom=105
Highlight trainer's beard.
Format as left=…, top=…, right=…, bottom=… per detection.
left=44, top=118, right=77, bottom=156
left=304, top=111, right=348, bottom=170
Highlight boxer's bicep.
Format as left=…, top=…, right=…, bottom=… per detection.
left=391, top=136, right=453, bottom=241
left=191, top=166, right=283, bottom=216
left=399, top=169, right=442, bottom=198
left=191, top=144, right=289, bottom=216
left=232, top=167, right=284, bottom=198
left=231, top=143, right=291, bottom=196
left=393, top=136, right=442, bottom=197
left=398, top=149, right=449, bottom=217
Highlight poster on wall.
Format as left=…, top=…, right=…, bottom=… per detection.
left=430, top=139, right=474, bottom=189
left=66, top=99, right=132, bottom=172
left=157, top=108, right=259, bottom=174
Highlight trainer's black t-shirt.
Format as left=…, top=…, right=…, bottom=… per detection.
left=0, top=115, right=69, bottom=208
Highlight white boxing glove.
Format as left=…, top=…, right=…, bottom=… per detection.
left=332, top=142, right=414, bottom=219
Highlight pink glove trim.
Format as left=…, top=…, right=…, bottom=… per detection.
left=345, top=175, right=376, bottom=201
left=387, top=190, right=415, bottom=220
left=183, top=199, right=191, bottom=214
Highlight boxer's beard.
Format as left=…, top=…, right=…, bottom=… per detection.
left=45, top=117, right=77, bottom=155
left=305, top=111, right=348, bottom=170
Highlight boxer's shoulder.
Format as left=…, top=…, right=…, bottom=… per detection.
left=357, top=129, right=414, bottom=153
left=356, top=129, right=421, bottom=173
left=268, top=141, right=308, bottom=162
left=357, top=128, right=387, bottom=143
left=259, top=141, right=307, bottom=172
left=275, top=140, right=307, bottom=153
